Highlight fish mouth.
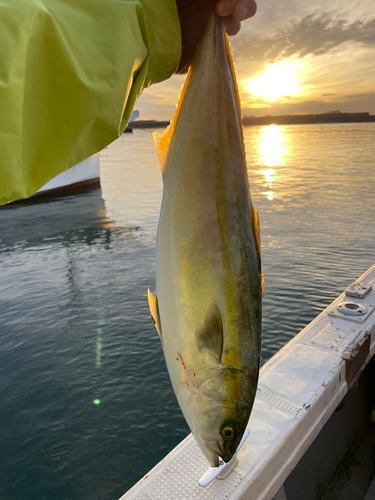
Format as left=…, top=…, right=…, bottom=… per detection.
left=205, top=440, right=223, bottom=468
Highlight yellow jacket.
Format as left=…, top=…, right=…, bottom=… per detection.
left=0, top=0, right=181, bottom=204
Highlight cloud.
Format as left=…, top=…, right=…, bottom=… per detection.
left=346, top=92, right=375, bottom=99
left=233, top=14, right=375, bottom=62
left=137, top=4, right=375, bottom=120
left=136, top=76, right=186, bottom=120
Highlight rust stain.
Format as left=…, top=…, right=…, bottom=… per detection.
left=177, top=351, right=187, bottom=370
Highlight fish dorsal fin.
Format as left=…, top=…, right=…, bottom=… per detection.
left=153, top=67, right=192, bottom=174
left=195, top=305, right=223, bottom=364
left=148, top=289, right=163, bottom=342
left=226, top=21, right=263, bottom=297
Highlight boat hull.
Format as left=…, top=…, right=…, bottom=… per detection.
left=36, top=153, right=100, bottom=196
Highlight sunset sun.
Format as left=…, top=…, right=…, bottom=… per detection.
left=247, top=62, right=301, bottom=102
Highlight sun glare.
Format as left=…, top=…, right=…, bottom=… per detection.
left=248, top=63, right=301, bottom=102
left=258, top=125, right=287, bottom=201
left=260, top=124, right=285, bottom=168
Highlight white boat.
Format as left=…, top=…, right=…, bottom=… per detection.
left=121, top=264, right=375, bottom=500
left=36, top=153, right=101, bottom=196
left=124, top=110, right=140, bottom=133
left=36, top=110, right=140, bottom=197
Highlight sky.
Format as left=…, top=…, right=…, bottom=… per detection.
left=136, top=0, right=375, bottom=120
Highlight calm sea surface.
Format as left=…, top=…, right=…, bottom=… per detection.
left=1, top=123, right=374, bottom=500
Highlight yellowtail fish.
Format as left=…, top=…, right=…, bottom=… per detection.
left=148, top=13, right=263, bottom=468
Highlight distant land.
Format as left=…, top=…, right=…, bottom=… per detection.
left=243, top=112, right=375, bottom=126
left=129, top=120, right=170, bottom=129
left=129, top=112, right=375, bottom=130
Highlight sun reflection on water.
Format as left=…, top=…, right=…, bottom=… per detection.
left=258, top=124, right=286, bottom=200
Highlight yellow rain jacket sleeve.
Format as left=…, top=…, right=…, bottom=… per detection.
left=0, top=0, right=181, bottom=204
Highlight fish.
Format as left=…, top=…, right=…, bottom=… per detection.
left=148, top=13, right=263, bottom=468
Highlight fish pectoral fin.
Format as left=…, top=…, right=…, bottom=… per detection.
left=260, top=271, right=265, bottom=297
left=147, top=289, right=163, bottom=342
left=195, top=305, right=223, bottom=364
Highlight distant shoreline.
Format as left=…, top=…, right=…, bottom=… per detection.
left=129, top=120, right=170, bottom=129
left=242, top=112, right=375, bottom=126
left=129, top=112, right=375, bottom=129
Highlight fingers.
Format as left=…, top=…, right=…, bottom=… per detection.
left=215, top=0, right=257, bottom=20
left=214, top=0, right=257, bottom=35
left=232, top=0, right=257, bottom=23
left=223, top=18, right=241, bottom=36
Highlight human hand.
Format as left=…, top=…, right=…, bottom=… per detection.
left=214, top=0, right=257, bottom=35
left=176, top=0, right=257, bottom=73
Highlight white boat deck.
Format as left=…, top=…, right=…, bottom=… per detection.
left=121, top=264, right=375, bottom=500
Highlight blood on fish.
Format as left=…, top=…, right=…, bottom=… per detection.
left=177, top=351, right=187, bottom=370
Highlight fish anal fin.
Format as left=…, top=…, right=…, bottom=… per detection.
left=148, top=289, right=162, bottom=342
left=260, top=271, right=265, bottom=297
left=250, top=208, right=265, bottom=296
left=252, top=208, right=261, bottom=259
left=153, top=66, right=192, bottom=175
left=195, top=305, right=223, bottom=364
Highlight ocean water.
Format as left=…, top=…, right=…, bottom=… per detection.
left=0, top=123, right=374, bottom=500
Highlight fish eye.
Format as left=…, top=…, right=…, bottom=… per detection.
left=221, top=426, right=235, bottom=441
